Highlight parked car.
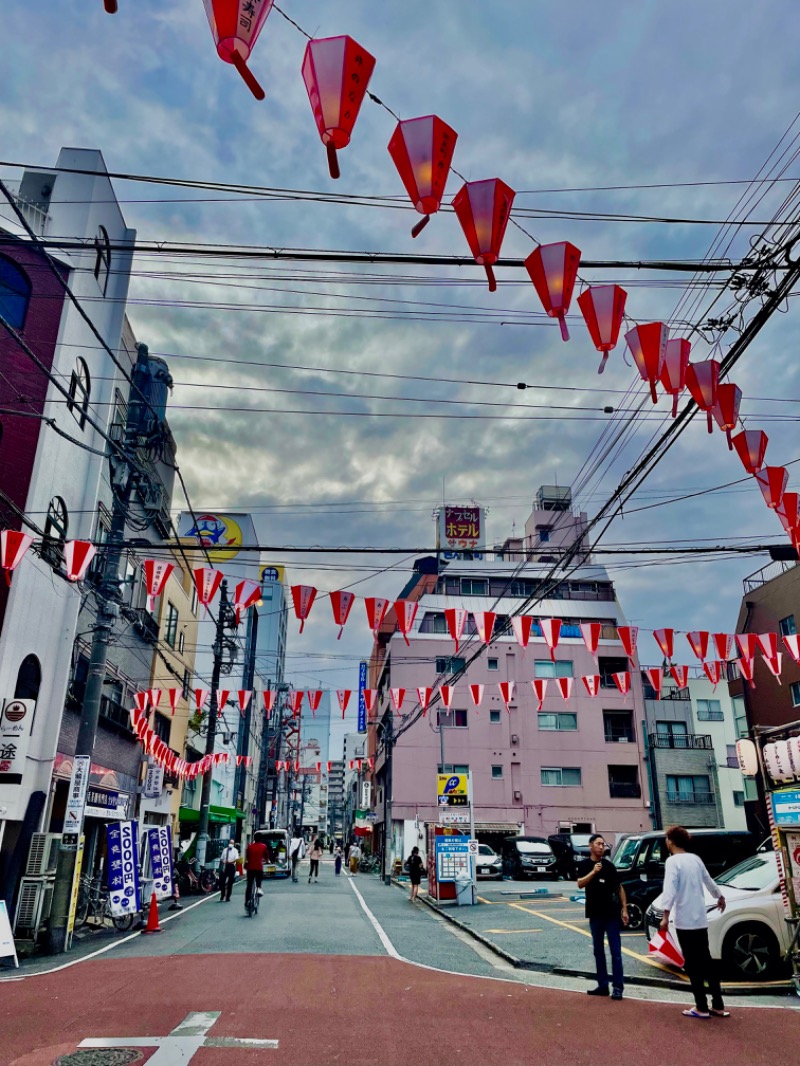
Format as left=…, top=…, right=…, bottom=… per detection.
left=501, top=836, right=558, bottom=880
left=645, top=851, right=791, bottom=979
left=610, top=829, right=760, bottom=930
left=475, top=843, right=503, bottom=879
left=547, top=833, right=600, bottom=879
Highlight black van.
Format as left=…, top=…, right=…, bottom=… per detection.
left=501, top=836, right=558, bottom=880
left=609, top=829, right=760, bottom=929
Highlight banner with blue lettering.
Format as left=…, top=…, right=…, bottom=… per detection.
left=357, top=660, right=367, bottom=733
left=106, top=820, right=141, bottom=918
left=147, top=824, right=174, bottom=900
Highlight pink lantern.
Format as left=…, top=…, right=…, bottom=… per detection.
left=653, top=628, right=674, bottom=660
left=193, top=568, right=223, bottom=613
left=777, top=492, right=800, bottom=534
left=291, top=584, right=317, bottom=632
left=531, top=678, right=548, bottom=710
left=703, top=661, right=722, bottom=689
left=336, top=690, right=351, bottom=719
left=302, top=35, right=376, bottom=178
left=511, top=615, right=533, bottom=648
left=625, top=323, right=668, bottom=403
left=582, top=675, right=601, bottom=697
left=202, top=0, right=275, bottom=99
left=685, top=360, right=720, bottom=432
left=390, top=688, right=406, bottom=713
left=711, top=382, right=742, bottom=448
left=330, top=590, right=355, bottom=639
left=473, top=611, right=496, bottom=645
left=686, top=631, right=710, bottom=661
left=645, top=668, right=662, bottom=700
left=617, top=625, right=638, bottom=662
left=580, top=621, right=601, bottom=660
left=783, top=634, right=800, bottom=665
left=446, top=607, right=468, bottom=652
left=755, top=466, right=788, bottom=510
left=451, top=178, right=515, bottom=292
left=524, top=241, right=581, bottom=341
left=365, top=596, right=390, bottom=636
left=713, top=633, right=734, bottom=661
left=577, top=285, right=627, bottom=373
left=539, top=618, right=561, bottom=661
left=499, top=681, right=515, bottom=712
left=732, top=429, right=768, bottom=475
left=388, top=115, right=457, bottom=236
left=659, top=338, right=691, bottom=417
left=233, top=578, right=261, bottom=625
left=142, top=558, right=174, bottom=611
left=556, top=677, right=573, bottom=702
left=417, top=687, right=433, bottom=716
left=669, top=665, right=689, bottom=689
left=469, top=683, right=484, bottom=709
left=394, top=599, right=418, bottom=646
left=64, top=540, right=96, bottom=582
left=440, top=685, right=455, bottom=710
left=0, top=530, right=33, bottom=585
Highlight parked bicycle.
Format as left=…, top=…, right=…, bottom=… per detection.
left=175, top=856, right=217, bottom=896
left=75, top=875, right=136, bottom=932
left=358, top=854, right=380, bottom=874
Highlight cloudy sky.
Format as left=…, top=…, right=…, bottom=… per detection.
left=4, top=1, right=800, bottom=744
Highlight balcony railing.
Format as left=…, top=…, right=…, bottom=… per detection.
left=100, top=695, right=133, bottom=733
left=649, top=733, right=713, bottom=750
left=743, top=558, right=797, bottom=593
left=605, top=731, right=635, bottom=744
left=666, top=791, right=715, bottom=805
left=609, top=782, right=642, bottom=799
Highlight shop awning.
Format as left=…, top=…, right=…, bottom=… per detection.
left=474, top=822, right=524, bottom=834
left=179, top=804, right=245, bottom=826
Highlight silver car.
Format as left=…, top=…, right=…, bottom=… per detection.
left=476, top=843, right=503, bottom=879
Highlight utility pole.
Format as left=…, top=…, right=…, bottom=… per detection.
left=195, top=580, right=232, bottom=869
left=234, top=606, right=259, bottom=835
left=382, top=713, right=394, bottom=885
left=49, top=344, right=161, bottom=954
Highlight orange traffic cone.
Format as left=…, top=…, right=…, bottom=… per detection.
left=141, top=891, right=163, bottom=934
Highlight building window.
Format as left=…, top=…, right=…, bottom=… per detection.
left=14, top=654, right=42, bottom=700
left=608, top=765, right=641, bottom=798
left=656, top=720, right=689, bottom=746
left=152, top=712, right=171, bottom=745
left=190, top=582, right=199, bottom=616
left=603, top=709, right=634, bottom=742
left=0, top=254, right=32, bottom=329
left=491, top=765, right=504, bottom=779
left=42, top=495, right=68, bottom=566
left=438, top=764, right=469, bottom=775
left=779, top=615, right=796, bottom=637
left=696, top=699, right=724, bottom=722
left=488, top=658, right=499, bottom=670
left=419, top=612, right=449, bottom=634
left=666, top=774, right=713, bottom=804
left=67, top=357, right=91, bottom=429
left=744, top=777, right=758, bottom=801
left=538, top=712, right=578, bottom=731
left=437, top=709, right=468, bottom=728
left=462, top=578, right=488, bottom=596
left=178, top=630, right=185, bottom=655
left=436, top=656, right=466, bottom=675
left=182, top=669, right=190, bottom=700
left=792, top=681, right=800, bottom=708
left=733, top=791, right=745, bottom=807
left=534, top=660, right=573, bottom=678
left=94, top=225, right=111, bottom=294
left=489, top=709, right=501, bottom=723
left=599, top=655, right=629, bottom=688
left=541, top=767, right=582, bottom=787
left=536, top=525, right=552, bottom=542
left=732, top=694, right=748, bottom=738
left=164, top=602, right=179, bottom=648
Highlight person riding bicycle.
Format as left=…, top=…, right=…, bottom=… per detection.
left=244, top=833, right=269, bottom=910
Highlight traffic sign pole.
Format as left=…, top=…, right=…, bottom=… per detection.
left=468, top=771, right=476, bottom=904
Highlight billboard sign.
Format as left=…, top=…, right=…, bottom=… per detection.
left=177, top=512, right=247, bottom=562
left=437, top=773, right=469, bottom=806
left=771, top=788, right=800, bottom=828
left=438, top=505, right=483, bottom=553
left=0, top=699, right=35, bottom=805
left=106, top=820, right=141, bottom=918
left=63, top=755, right=91, bottom=846
left=357, top=660, right=367, bottom=733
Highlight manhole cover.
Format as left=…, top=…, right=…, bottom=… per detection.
left=56, top=1052, right=143, bottom=1066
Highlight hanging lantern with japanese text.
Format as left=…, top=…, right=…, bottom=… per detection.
left=577, top=285, right=627, bottom=373
left=712, top=382, right=742, bottom=448
left=685, top=360, right=720, bottom=432
left=202, top=0, right=275, bottom=99
left=0, top=530, right=33, bottom=586
left=625, top=323, right=668, bottom=403
left=755, top=466, right=788, bottom=510
left=659, top=338, right=690, bottom=417
left=451, top=178, right=515, bottom=292
left=524, top=242, right=581, bottom=341
left=732, top=429, right=768, bottom=475
left=388, top=115, right=457, bottom=236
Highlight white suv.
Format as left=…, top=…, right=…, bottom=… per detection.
left=476, top=844, right=503, bottom=879
left=645, top=852, right=792, bottom=980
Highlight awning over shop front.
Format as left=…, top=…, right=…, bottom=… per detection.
left=474, top=822, right=523, bottom=834
left=178, top=804, right=245, bottom=826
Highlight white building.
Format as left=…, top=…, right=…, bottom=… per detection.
left=687, top=674, right=748, bottom=831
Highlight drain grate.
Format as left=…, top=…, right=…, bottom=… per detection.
left=56, top=1051, right=143, bottom=1066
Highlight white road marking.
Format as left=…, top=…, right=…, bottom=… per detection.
left=348, top=877, right=400, bottom=958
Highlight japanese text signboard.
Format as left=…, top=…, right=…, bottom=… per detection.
left=147, top=825, right=174, bottom=900
left=438, top=506, right=483, bottom=552
left=63, top=755, right=91, bottom=846
left=435, top=835, right=471, bottom=882
left=771, top=788, right=800, bottom=828
left=106, top=820, right=141, bottom=918
left=437, top=773, right=469, bottom=806
left=357, top=661, right=367, bottom=733
left=0, top=699, right=35, bottom=818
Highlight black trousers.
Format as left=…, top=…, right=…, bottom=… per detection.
left=676, top=927, right=724, bottom=1012
left=308, top=859, right=319, bottom=880
left=245, top=869, right=263, bottom=907
left=219, top=864, right=236, bottom=900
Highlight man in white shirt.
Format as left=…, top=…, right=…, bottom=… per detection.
left=289, top=831, right=306, bottom=883
left=659, top=825, right=728, bottom=1019
left=218, top=840, right=240, bottom=902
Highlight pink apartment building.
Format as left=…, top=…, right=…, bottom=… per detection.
left=368, top=488, right=654, bottom=867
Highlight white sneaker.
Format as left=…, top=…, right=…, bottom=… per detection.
left=256, top=889, right=264, bottom=896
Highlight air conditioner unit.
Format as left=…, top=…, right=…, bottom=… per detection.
left=27, top=832, right=61, bottom=876
left=14, top=877, right=54, bottom=939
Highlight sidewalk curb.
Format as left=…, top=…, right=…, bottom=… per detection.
left=407, top=884, right=792, bottom=997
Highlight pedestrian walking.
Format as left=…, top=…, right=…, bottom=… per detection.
left=659, top=825, right=728, bottom=1019
left=308, top=837, right=324, bottom=883
left=405, top=846, right=424, bottom=902
left=289, top=830, right=306, bottom=883
left=349, top=841, right=361, bottom=875
left=576, top=833, right=629, bottom=999
left=217, top=840, right=240, bottom=902
left=334, top=845, right=343, bottom=876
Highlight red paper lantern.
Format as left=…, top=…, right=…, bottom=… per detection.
left=202, top=0, right=275, bottom=99
left=440, top=685, right=455, bottom=710
left=711, top=382, right=742, bottom=448
left=755, top=466, right=788, bottom=510
left=686, top=631, right=709, bottom=661
left=64, top=540, right=96, bottom=582
left=291, top=584, right=317, bottom=632
left=306, top=690, right=323, bottom=716
left=625, top=323, right=668, bottom=403
left=645, top=668, right=663, bottom=700
left=582, top=675, right=601, bottom=697
left=337, top=690, right=351, bottom=718
left=233, top=578, right=261, bottom=624
left=302, top=35, right=376, bottom=179
left=499, top=681, right=516, bottom=711
left=555, top=677, right=573, bottom=702
left=577, top=285, right=627, bottom=373
left=539, top=618, right=561, bottom=661
left=365, top=596, right=390, bottom=636
left=783, top=634, right=800, bottom=665
left=143, top=559, right=174, bottom=612
left=193, top=568, right=223, bottom=613
left=732, top=429, right=768, bottom=474
left=653, top=628, right=674, bottom=660
left=531, top=678, right=548, bottom=710
left=394, top=599, right=418, bottom=646
left=451, top=178, right=515, bottom=292
left=617, top=625, right=638, bottom=661
left=524, top=242, right=581, bottom=341
left=388, top=115, right=457, bottom=237
left=390, top=688, right=406, bottom=712
left=473, top=611, right=496, bottom=644
left=417, top=687, right=433, bottom=716
left=0, top=530, right=33, bottom=585
left=580, top=621, right=601, bottom=660
left=330, top=589, right=355, bottom=638
left=511, top=615, right=533, bottom=648
left=659, top=338, right=691, bottom=417
left=777, top=492, right=800, bottom=534
left=670, top=665, right=689, bottom=689
left=685, top=359, right=720, bottom=432
left=712, top=633, right=733, bottom=661
left=446, top=607, right=468, bottom=651
left=469, top=683, right=484, bottom=709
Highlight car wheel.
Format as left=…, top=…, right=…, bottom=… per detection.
left=625, top=901, right=644, bottom=930
left=722, top=923, right=780, bottom=980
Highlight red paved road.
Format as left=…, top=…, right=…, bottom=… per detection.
left=2, top=953, right=796, bottom=1065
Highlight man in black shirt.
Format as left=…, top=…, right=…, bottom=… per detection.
left=576, top=833, right=629, bottom=999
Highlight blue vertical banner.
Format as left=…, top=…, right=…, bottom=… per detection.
left=357, top=660, right=367, bottom=733
left=147, top=824, right=174, bottom=900
left=106, top=820, right=141, bottom=918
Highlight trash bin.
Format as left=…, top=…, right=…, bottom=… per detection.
left=455, top=872, right=475, bottom=907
